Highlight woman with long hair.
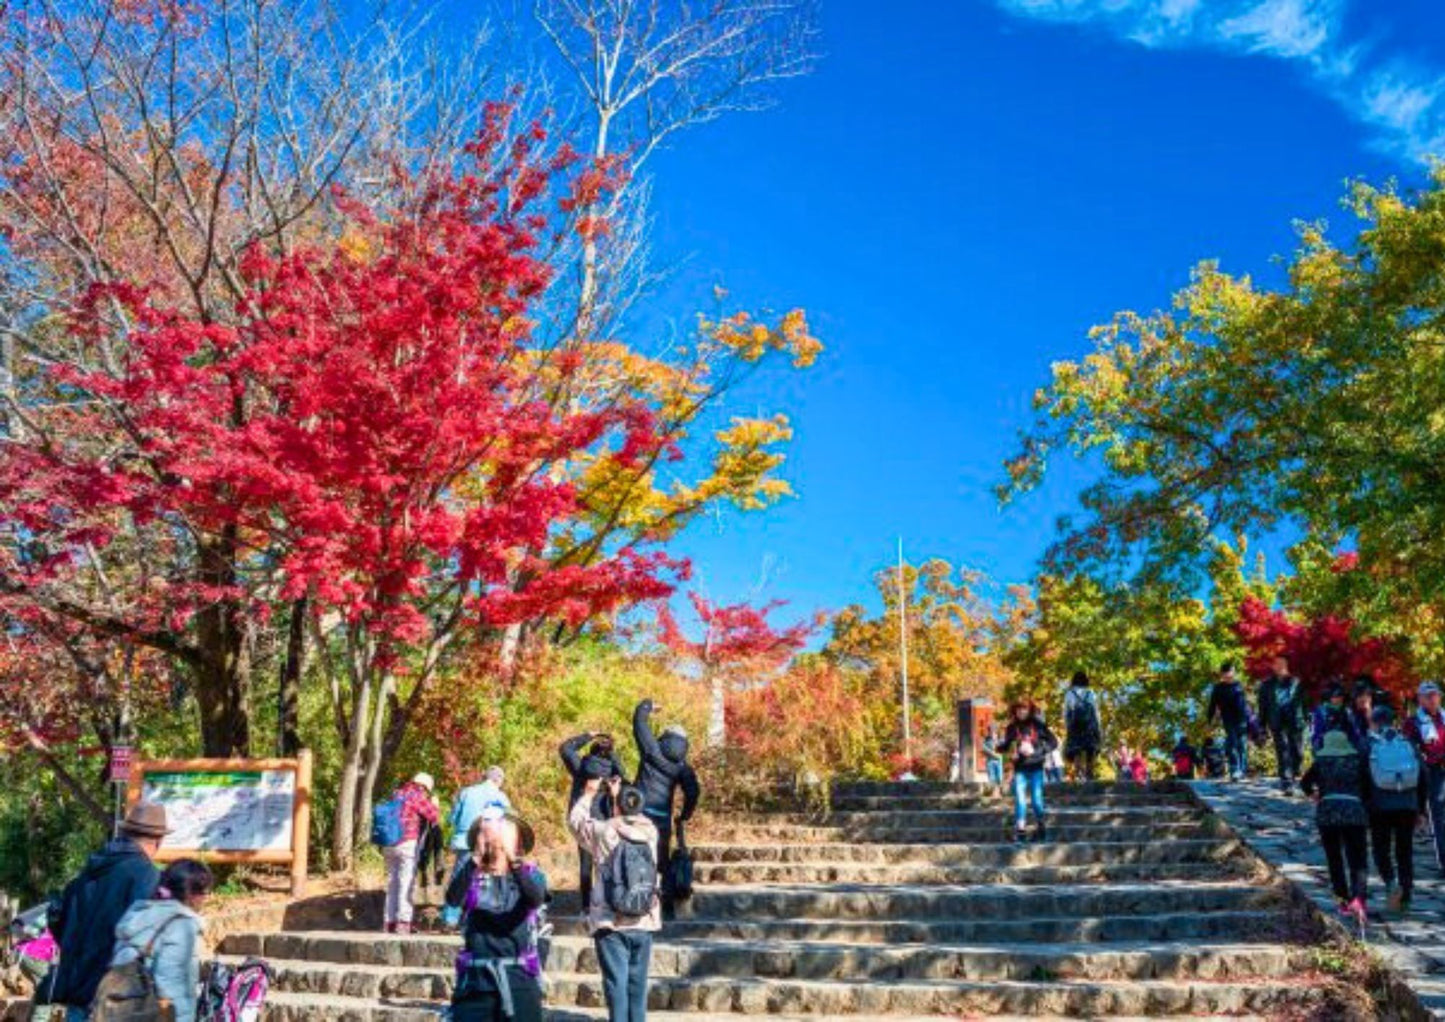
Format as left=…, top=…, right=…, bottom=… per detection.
left=998, top=699, right=1059, bottom=843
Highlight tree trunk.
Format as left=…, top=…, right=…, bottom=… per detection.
left=331, top=673, right=372, bottom=870
left=193, top=531, right=250, bottom=756
left=277, top=597, right=307, bottom=756
left=709, top=674, right=726, bottom=748
left=355, top=676, right=393, bottom=851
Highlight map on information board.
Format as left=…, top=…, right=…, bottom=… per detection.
left=142, top=770, right=295, bottom=852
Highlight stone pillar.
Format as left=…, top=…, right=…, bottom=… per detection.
left=956, top=698, right=994, bottom=784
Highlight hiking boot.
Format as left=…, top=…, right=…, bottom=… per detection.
left=1034, top=819, right=1048, bottom=843
left=1013, top=827, right=1029, bottom=844
left=1345, top=898, right=1367, bottom=932
left=1386, top=882, right=1404, bottom=913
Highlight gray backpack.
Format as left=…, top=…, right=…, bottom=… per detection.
left=603, top=838, right=659, bottom=918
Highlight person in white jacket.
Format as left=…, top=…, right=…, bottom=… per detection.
left=569, top=776, right=661, bottom=1022
left=109, top=859, right=213, bottom=1022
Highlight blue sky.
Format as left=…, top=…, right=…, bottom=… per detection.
left=492, top=1, right=1445, bottom=622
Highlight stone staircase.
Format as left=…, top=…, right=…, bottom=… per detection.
left=213, top=780, right=1339, bottom=1019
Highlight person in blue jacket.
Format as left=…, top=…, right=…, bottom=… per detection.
left=49, top=802, right=167, bottom=1021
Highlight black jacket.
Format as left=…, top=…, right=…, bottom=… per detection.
left=51, top=837, right=159, bottom=1008
left=1258, top=674, right=1306, bottom=732
left=1206, top=680, right=1250, bottom=728
left=559, top=733, right=625, bottom=816
left=633, top=701, right=700, bottom=823
left=998, top=716, right=1058, bottom=772
left=445, top=858, right=548, bottom=1002
left=1300, top=752, right=1370, bottom=828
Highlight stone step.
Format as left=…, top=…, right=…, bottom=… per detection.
left=735, top=806, right=1198, bottom=827
left=227, top=934, right=1306, bottom=986
left=665, top=880, right=1283, bottom=921
left=715, top=821, right=1210, bottom=845
left=831, top=780, right=1192, bottom=799
left=689, top=859, right=1253, bottom=886
left=828, top=790, right=1195, bottom=810
left=548, top=908, right=1291, bottom=945
left=690, top=837, right=1241, bottom=866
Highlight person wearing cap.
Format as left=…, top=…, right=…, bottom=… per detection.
left=1300, top=730, right=1371, bottom=927
left=1403, top=680, right=1445, bottom=870
left=382, top=772, right=440, bottom=934
left=49, top=801, right=167, bottom=1020
left=560, top=733, right=626, bottom=908
left=1311, top=682, right=1360, bottom=752
left=442, top=767, right=514, bottom=928
left=632, top=700, right=700, bottom=917
left=446, top=812, right=546, bottom=1021
left=1365, top=704, right=1425, bottom=914
left=569, top=776, right=661, bottom=1022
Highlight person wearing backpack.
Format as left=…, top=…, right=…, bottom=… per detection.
left=1403, top=680, right=1445, bottom=871
left=1200, top=736, right=1227, bottom=779
left=1311, top=683, right=1360, bottom=752
left=632, top=700, right=700, bottom=918
left=1366, top=705, right=1425, bottom=915
left=1258, top=656, right=1307, bottom=793
left=94, top=860, right=214, bottom=1022
left=1171, top=736, right=1198, bottom=779
left=1206, top=662, right=1251, bottom=781
left=48, top=802, right=168, bottom=1021
left=376, top=773, right=440, bottom=935
left=1062, top=671, right=1102, bottom=781
left=445, top=813, right=547, bottom=1022
left=997, top=700, right=1058, bottom=843
left=569, top=775, right=661, bottom=1022
left=1300, top=730, right=1371, bottom=928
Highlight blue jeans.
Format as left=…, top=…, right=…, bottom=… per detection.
left=595, top=929, right=652, bottom=1022
left=440, top=850, right=469, bottom=927
left=1012, top=768, right=1045, bottom=829
left=986, top=759, right=1003, bottom=784
left=1224, top=722, right=1249, bottom=777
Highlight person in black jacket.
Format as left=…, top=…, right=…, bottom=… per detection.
left=633, top=699, right=700, bottom=916
left=997, top=700, right=1059, bottom=844
left=559, top=732, right=624, bottom=908
left=1206, top=662, right=1251, bottom=781
left=1258, top=656, right=1307, bottom=793
left=49, top=802, right=167, bottom=1020
left=446, top=813, right=547, bottom=1022
left=1300, top=730, right=1371, bottom=927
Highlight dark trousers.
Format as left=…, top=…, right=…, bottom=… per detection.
left=595, top=929, right=652, bottom=1022
left=1426, top=763, right=1445, bottom=871
left=1370, top=810, right=1417, bottom=896
left=1319, top=824, right=1368, bottom=902
left=1223, top=722, right=1249, bottom=776
left=579, top=845, right=595, bottom=910
left=1067, top=748, right=1097, bottom=781
left=1270, top=726, right=1303, bottom=781
left=451, top=971, right=543, bottom=1022
left=647, top=813, right=674, bottom=908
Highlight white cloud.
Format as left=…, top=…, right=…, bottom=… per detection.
left=992, top=0, right=1445, bottom=162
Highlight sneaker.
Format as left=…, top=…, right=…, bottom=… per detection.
left=1035, top=822, right=1048, bottom=843
left=1346, top=898, right=1368, bottom=931
left=1386, top=882, right=1404, bottom=913
left=384, top=921, right=396, bottom=934
left=395, top=922, right=413, bottom=936
left=1014, top=828, right=1029, bottom=844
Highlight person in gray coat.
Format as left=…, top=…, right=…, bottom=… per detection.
left=108, top=860, right=214, bottom=1022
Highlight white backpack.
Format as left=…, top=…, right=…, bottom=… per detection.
left=1370, top=731, right=1420, bottom=793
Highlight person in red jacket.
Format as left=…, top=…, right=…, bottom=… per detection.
left=1403, top=681, right=1445, bottom=870
left=382, top=772, right=440, bottom=934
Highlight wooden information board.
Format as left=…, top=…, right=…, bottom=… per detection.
left=126, top=751, right=312, bottom=896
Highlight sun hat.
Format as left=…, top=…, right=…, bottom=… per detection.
left=412, top=772, right=435, bottom=792
left=1419, top=681, right=1442, bottom=697
left=1317, top=730, right=1358, bottom=758
left=120, top=801, right=171, bottom=839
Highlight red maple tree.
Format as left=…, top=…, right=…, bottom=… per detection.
left=1234, top=596, right=1414, bottom=705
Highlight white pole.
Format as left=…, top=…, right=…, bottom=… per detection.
left=898, top=537, right=912, bottom=765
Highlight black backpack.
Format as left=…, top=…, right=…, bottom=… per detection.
left=603, top=837, right=659, bottom=918
left=667, top=822, right=695, bottom=902
left=1066, top=689, right=1101, bottom=745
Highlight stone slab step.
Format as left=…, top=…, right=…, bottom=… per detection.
left=717, top=821, right=1210, bottom=845
left=831, top=780, right=1192, bottom=799
left=690, top=838, right=1241, bottom=866
left=547, top=908, right=1293, bottom=945
left=667, top=880, right=1283, bottom=921
left=828, top=791, right=1195, bottom=810
left=690, top=859, right=1253, bottom=886
left=737, top=807, right=1199, bottom=827
left=225, top=933, right=1306, bottom=984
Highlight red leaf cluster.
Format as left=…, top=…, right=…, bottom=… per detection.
left=658, top=593, right=816, bottom=678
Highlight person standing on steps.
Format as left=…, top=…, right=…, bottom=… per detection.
left=1172, top=735, right=1198, bottom=779
left=1062, top=671, right=1102, bottom=781
left=379, top=772, right=440, bottom=935
left=1259, top=655, right=1306, bottom=794
left=1206, top=662, right=1251, bottom=781
left=560, top=732, right=625, bottom=910
left=442, top=768, right=513, bottom=927
left=1365, top=705, right=1425, bottom=915
left=1300, top=730, right=1371, bottom=928
left=48, top=801, right=168, bottom=1022
left=982, top=725, right=1004, bottom=786
left=998, top=699, right=1057, bottom=843
left=1200, top=736, right=1227, bottom=779
left=446, top=813, right=547, bottom=1022
left=101, top=859, right=214, bottom=1022
left=632, top=699, right=700, bottom=917
left=1403, top=680, right=1445, bottom=871
left=570, top=776, right=662, bottom=1022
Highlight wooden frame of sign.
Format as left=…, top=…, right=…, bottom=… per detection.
left=126, top=750, right=313, bottom=897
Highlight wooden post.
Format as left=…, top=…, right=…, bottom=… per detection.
left=291, top=748, right=312, bottom=898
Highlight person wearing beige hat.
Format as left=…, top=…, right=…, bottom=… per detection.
left=1301, top=729, right=1371, bottom=929
left=378, top=772, right=440, bottom=934
left=49, top=802, right=169, bottom=1019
